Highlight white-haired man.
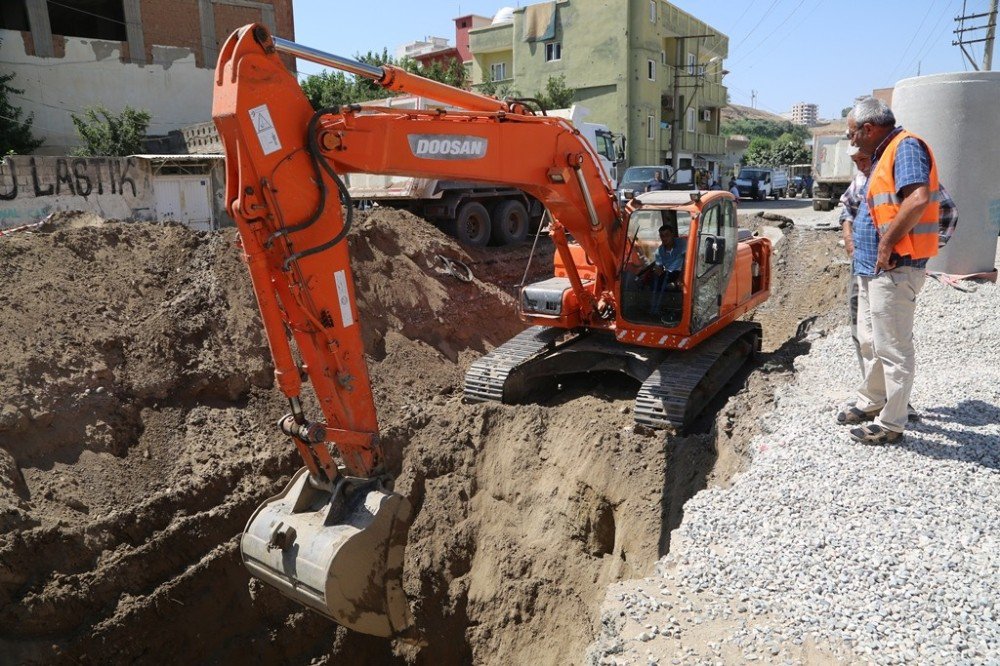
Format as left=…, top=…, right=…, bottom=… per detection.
left=837, top=96, right=942, bottom=444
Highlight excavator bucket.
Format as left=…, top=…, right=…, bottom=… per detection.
left=241, top=467, right=413, bottom=637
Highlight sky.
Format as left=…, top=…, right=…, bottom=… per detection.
left=291, top=0, right=989, bottom=120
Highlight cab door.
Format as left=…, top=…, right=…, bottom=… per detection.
left=691, top=199, right=737, bottom=331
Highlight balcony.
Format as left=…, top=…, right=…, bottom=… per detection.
left=699, top=80, right=727, bottom=108
left=469, top=23, right=513, bottom=54
left=660, top=128, right=726, bottom=156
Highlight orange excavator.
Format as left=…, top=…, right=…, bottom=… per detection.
left=212, top=25, right=771, bottom=640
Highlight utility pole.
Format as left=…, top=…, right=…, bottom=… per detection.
left=984, top=0, right=998, bottom=70
left=670, top=37, right=684, bottom=178
left=954, top=0, right=998, bottom=71
left=669, top=34, right=717, bottom=179
left=751, top=90, right=757, bottom=109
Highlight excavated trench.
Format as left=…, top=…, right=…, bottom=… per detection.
left=0, top=210, right=848, bottom=664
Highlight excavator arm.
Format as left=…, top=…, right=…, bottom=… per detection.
left=211, top=22, right=632, bottom=640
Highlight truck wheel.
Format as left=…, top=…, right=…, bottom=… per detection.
left=813, top=200, right=825, bottom=211
left=490, top=199, right=529, bottom=245
left=450, top=201, right=491, bottom=247
left=772, top=190, right=779, bottom=200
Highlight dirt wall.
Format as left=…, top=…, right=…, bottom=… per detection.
left=0, top=209, right=846, bottom=664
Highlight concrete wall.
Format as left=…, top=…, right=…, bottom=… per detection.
left=513, top=0, right=627, bottom=145
left=0, top=28, right=215, bottom=155
left=0, top=155, right=155, bottom=227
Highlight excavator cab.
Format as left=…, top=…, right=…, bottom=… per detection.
left=620, top=191, right=740, bottom=335
left=620, top=205, right=693, bottom=328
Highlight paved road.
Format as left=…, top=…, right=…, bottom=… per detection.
left=736, top=197, right=843, bottom=231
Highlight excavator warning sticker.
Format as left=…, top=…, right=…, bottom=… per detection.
left=334, top=270, right=354, bottom=328
left=408, top=134, right=487, bottom=160
left=248, top=104, right=281, bottom=155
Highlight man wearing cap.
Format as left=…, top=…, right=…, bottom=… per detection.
left=839, top=145, right=873, bottom=375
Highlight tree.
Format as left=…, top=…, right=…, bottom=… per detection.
left=476, top=78, right=520, bottom=100
left=0, top=39, right=44, bottom=154
left=300, top=49, right=470, bottom=111
left=720, top=118, right=809, bottom=143
left=742, top=135, right=810, bottom=166
left=769, top=138, right=810, bottom=165
left=841, top=106, right=852, bottom=118
left=409, top=57, right=466, bottom=90
left=742, top=136, right=773, bottom=166
left=300, top=70, right=354, bottom=109
left=70, top=105, right=151, bottom=156
left=534, top=74, right=574, bottom=110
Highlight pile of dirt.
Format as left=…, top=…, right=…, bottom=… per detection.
left=0, top=209, right=844, bottom=664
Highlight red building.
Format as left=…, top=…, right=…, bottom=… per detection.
left=405, top=14, right=492, bottom=71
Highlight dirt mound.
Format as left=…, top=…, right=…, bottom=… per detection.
left=0, top=209, right=664, bottom=664
left=0, top=209, right=843, bottom=664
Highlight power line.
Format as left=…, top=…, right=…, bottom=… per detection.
left=0, top=109, right=75, bottom=139
left=729, top=0, right=808, bottom=69
left=886, top=1, right=937, bottom=81
left=729, top=0, right=782, bottom=53
left=45, top=0, right=142, bottom=28
left=10, top=93, right=211, bottom=130
left=906, top=0, right=963, bottom=76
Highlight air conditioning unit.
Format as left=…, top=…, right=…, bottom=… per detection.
left=701, top=109, right=713, bottom=121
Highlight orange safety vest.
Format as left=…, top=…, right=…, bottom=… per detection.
left=865, top=130, right=940, bottom=260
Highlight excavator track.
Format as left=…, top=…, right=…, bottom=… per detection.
left=463, top=325, right=570, bottom=402
left=465, top=321, right=761, bottom=432
left=634, top=321, right=761, bottom=430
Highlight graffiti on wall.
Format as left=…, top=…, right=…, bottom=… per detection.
left=0, top=156, right=142, bottom=201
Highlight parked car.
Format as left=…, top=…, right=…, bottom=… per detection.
left=616, top=165, right=695, bottom=203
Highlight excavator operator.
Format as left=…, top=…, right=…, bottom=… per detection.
left=650, top=217, right=685, bottom=286
left=647, top=214, right=686, bottom=324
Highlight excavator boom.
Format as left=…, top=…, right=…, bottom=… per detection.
left=213, top=24, right=412, bottom=637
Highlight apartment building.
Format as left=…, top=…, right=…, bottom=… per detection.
left=468, top=0, right=728, bottom=174
left=0, top=0, right=293, bottom=154
left=791, top=102, right=819, bottom=126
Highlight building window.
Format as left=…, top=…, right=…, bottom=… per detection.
left=545, top=42, right=562, bottom=62
left=647, top=114, right=654, bottom=140
left=661, top=50, right=666, bottom=65
left=647, top=60, right=655, bottom=81
left=0, top=1, right=30, bottom=31
left=650, top=0, right=656, bottom=22
left=687, top=108, right=695, bottom=132
left=490, top=62, right=507, bottom=81
left=47, top=0, right=127, bottom=41
left=687, top=53, right=696, bottom=75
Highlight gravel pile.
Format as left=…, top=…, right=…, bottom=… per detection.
left=587, top=250, right=1000, bottom=665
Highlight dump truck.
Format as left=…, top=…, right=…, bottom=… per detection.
left=347, top=99, right=622, bottom=246
left=811, top=128, right=854, bottom=211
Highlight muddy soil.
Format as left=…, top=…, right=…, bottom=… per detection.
left=0, top=209, right=845, bottom=664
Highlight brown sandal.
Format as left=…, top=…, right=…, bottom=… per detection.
left=836, top=404, right=880, bottom=424
left=849, top=424, right=903, bottom=445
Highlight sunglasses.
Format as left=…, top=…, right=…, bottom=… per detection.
left=846, top=123, right=868, bottom=139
